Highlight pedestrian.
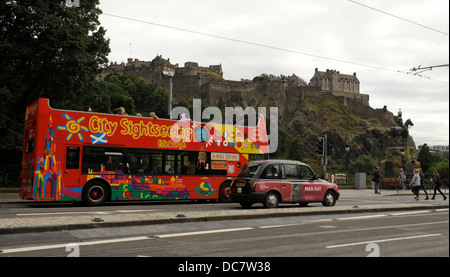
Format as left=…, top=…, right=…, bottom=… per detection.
left=149, top=112, right=158, bottom=119
left=373, top=167, right=381, bottom=194
left=115, top=107, right=126, bottom=115
left=418, top=168, right=429, bottom=200
left=409, top=168, right=421, bottom=200
left=398, top=167, right=406, bottom=190
left=431, top=169, right=447, bottom=200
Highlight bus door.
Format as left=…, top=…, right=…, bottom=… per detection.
left=63, top=145, right=81, bottom=188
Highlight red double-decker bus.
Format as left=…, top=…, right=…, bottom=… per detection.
left=19, top=98, right=269, bottom=206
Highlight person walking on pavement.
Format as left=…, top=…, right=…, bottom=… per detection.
left=418, top=168, right=429, bottom=200
left=373, top=167, right=381, bottom=194
left=409, top=168, right=421, bottom=200
left=431, top=169, right=447, bottom=200
left=398, top=168, right=406, bottom=190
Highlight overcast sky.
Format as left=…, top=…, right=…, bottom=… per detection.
left=98, top=0, right=449, bottom=147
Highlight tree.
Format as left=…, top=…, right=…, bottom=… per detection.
left=0, top=0, right=110, bottom=186
left=288, top=138, right=304, bottom=161
left=418, top=144, right=432, bottom=173
left=253, top=74, right=271, bottom=82
left=350, top=155, right=378, bottom=175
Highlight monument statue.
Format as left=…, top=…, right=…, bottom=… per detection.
left=390, top=109, right=414, bottom=147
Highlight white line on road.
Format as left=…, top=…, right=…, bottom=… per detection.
left=0, top=227, right=254, bottom=254
left=325, top=233, right=442, bottom=249
left=154, top=227, right=254, bottom=238
left=388, top=210, right=431, bottom=216
left=336, top=214, right=388, bottom=220
left=0, top=236, right=151, bottom=254
left=259, top=219, right=333, bottom=229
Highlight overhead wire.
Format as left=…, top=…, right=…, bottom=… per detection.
left=347, top=0, right=449, bottom=36
left=101, top=12, right=448, bottom=84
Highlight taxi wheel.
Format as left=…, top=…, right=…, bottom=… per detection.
left=263, top=191, right=280, bottom=208
left=322, top=190, right=336, bottom=206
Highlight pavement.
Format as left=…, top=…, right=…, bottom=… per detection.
left=0, top=188, right=448, bottom=235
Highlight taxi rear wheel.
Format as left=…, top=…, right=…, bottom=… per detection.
left=263, top=191, right=280, bottom=208
left=322, top=190, right=336, bottom=206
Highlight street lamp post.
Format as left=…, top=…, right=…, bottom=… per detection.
left=345, top=143, right=350, bottom=174
left=162, top=70, right=175, bottom=119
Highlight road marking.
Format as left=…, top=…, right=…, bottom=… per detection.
left=388, top=210, right=431, bottom=216
left=153, top=227, right=254, bottom=238
left=0, top=227, right=255, bottom=254
left=435, top=208, right=449, bottom=212
left=116, top=209, right=151, bottom=213
left=259, top=219, right=332, bottom=229
left=318, top=225, right=337, bottom=229
left=0, top=236, right=151, bottom=254
left=336, top=214, right=388, bottom=221
left=325, top=233, right=442, bottom=249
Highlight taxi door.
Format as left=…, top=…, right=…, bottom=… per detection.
left=299, top=165, right=323, bottom=202
left=281, top=164, right=302, bottom=202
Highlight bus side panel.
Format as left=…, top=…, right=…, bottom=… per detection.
left=31, top=113, right=64, bottom=201
left=94, top=175, right=229, bottom=201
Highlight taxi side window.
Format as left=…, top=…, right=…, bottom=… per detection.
left=284, top=164, right=300, bottom=179
left=299, top=165, right=314, bottom=180
left=263, top=164, right=281, bottom=179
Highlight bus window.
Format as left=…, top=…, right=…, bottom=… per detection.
left=164, top=151, right=175, bottom=174
left=248, top=154, right=266, bottom=162
left=66, top=147, right=80, bottom=169
left=126, top=149, right=151, bottom=174
left=177, top=151, right=196, bottom=175
left=149, top=151, right=163, bottom=174
left=82, top=146, right=124, bottom=174
left=25, top=140, right=35, bottom=154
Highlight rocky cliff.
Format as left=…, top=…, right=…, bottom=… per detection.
left=208, top=84, right=415, bottom=172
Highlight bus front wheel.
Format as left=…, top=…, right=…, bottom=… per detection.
left=83, top=182, right=109, bottom=206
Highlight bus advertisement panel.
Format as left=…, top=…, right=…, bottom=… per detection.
left=19, top=98, right=269, bottom=205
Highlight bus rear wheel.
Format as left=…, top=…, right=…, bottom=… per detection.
left=83, top=182, right=109, bottom=206
left=218, top=181, right=232, bottom=203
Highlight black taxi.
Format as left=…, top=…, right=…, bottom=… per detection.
left=230, top=160, right=339, bottom=208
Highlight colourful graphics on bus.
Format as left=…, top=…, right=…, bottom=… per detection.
left=19, top=99, right=269, bottom=204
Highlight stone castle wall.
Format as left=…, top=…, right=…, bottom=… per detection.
left=98, top=56, right=391, bottom=123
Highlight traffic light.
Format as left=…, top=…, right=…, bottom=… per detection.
left=317, top=137, right=324, bottom=156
